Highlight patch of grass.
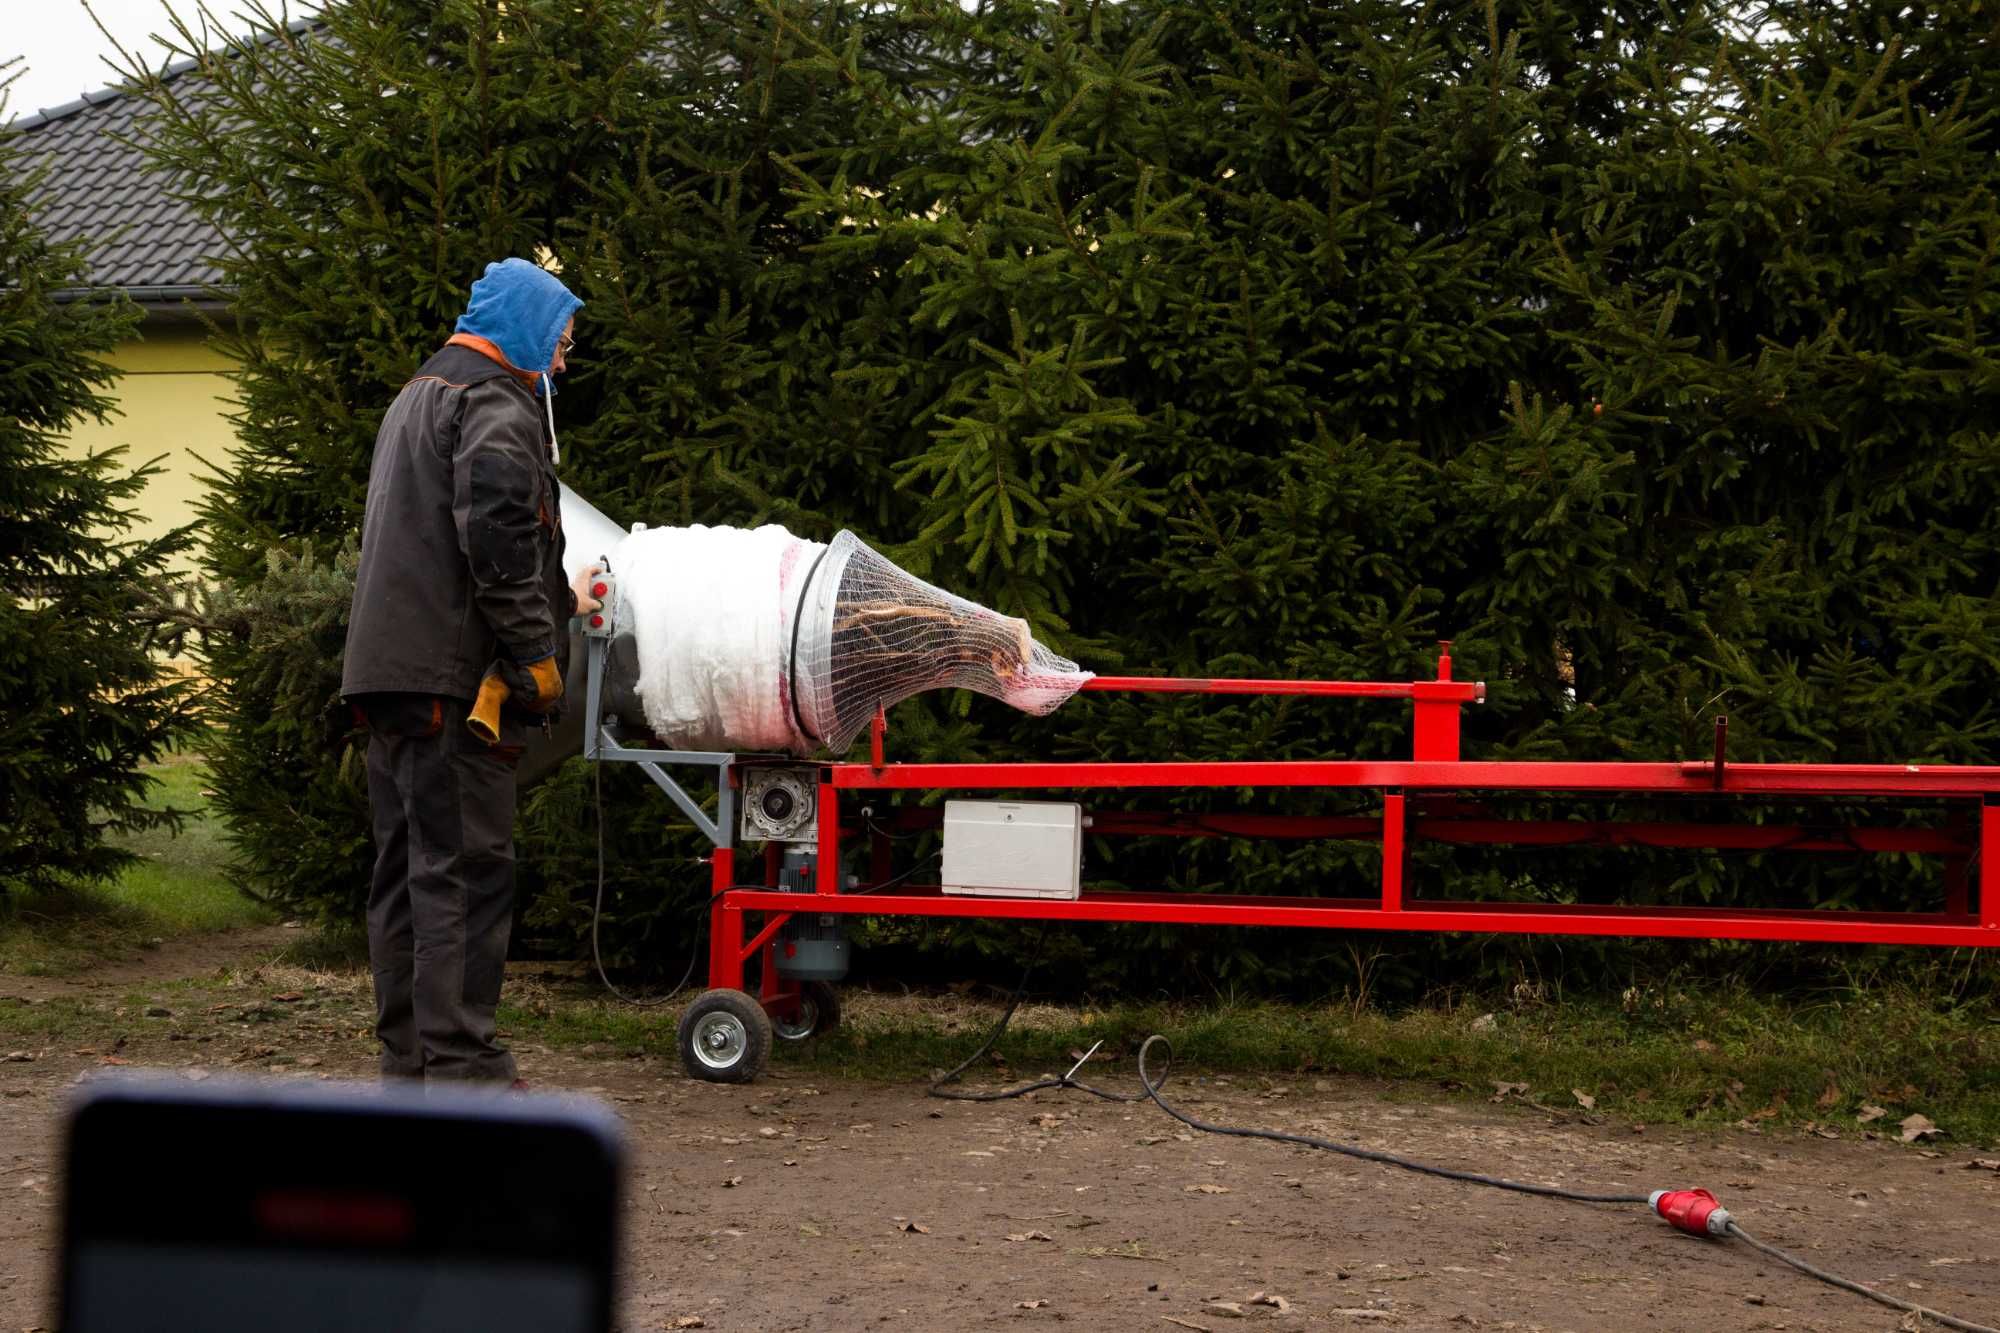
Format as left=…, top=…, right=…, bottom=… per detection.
left=0, top=996, right=118, bottom=1045
left=790, top=982, right=2000, bottom=1150
left=0, top=753, right=275, bottom=977
left=475, top=974, right=2000, bottom=1151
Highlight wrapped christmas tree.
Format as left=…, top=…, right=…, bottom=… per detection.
left=610, top=524, right=1091, bottom=754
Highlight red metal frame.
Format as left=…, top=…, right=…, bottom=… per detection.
left=704, top=648, right=2000, bottom=993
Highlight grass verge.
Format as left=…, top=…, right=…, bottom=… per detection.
left=776, top=983, right=2000, bottom=1148
left=2, top=961, right=1993, bottom=1150
left=0, top=753, right=276, bottom=977
left=493, top=972, right=2000, bottom=1149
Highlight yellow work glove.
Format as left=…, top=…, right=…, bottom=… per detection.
left=465, top=655, right=562, bottom=744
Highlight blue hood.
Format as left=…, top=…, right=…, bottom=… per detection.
left=454, top=258, right=583, bottom=387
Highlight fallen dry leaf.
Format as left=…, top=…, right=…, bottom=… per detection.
left=1161, top=1318, right=1210, bottom=1333
left=1015, top=1299, right=1049, bottom=1309
left=1571, top=1089, right=1597, bottom=1111
left=721, top=1176, right=743, bottom=1188
left=271, top=992, right=304, bottom=1003
left=1816, top=1078, right=1841, bottom=1110
left=895, top=1220, right=930, bottom=1234
left=1203, top=1301, right=1246, bottom=1318
left=1964, top=1159, right=2000, bottom=1172
left=1247, top=1291, right=1292, bottom=1312
left=99, top=1056, right=129, bottom=1067
left=1489, top=1081, right=1529, bottom=1102
left=2, top=1052, right=33, bottom=1063
left=1857, top=1104, right=1887, bottom=1124
left=1183, top=1184, right=1231, bottom=1195
left=667, top=1318, right=705, bottom=1330
left=1899, top=1113, right=1941, bottom=1144
left=1006, top=1230, right=1054, bottom=1243
left=1692, top=1039, right=1717, bottom=1053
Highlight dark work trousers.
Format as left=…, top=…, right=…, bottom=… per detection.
left=357, top=693, right=524, bottom=1083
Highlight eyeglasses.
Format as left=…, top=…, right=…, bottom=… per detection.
left=557, top=331, right=576, bottom=358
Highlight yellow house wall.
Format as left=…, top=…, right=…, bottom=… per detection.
left=59, top=326, right=237, bottom=575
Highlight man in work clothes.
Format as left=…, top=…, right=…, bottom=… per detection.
left=342, top=257, right=602, bottom=1083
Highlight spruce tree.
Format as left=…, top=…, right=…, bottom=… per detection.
left=0, top=78, right=202, bottom=901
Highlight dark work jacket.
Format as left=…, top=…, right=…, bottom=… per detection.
left=341, top=342, right=569, bottom=705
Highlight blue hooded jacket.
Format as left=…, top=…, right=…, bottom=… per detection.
left=453, top=258, right=584, bottom=392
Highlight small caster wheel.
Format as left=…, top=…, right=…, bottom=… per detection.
left=772, top=981, right=842, bottom=1042
left=678, top=988, right=773, bottom=1083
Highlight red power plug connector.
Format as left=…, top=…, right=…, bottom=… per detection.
left=1651, top=1188, right=1732, bottom=1237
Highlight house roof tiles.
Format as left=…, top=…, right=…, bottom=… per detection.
left=9, top=57, right=229, bottom=300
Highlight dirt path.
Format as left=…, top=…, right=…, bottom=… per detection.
left=0, top=922, right=300, bottom=1003
left=3, top=942, right=1997, bottom=1332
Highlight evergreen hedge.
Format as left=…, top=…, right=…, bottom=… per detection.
left=126, top=0, right=1999, bottom=996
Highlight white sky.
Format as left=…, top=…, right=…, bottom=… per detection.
left=2, top=0, right=307, bottom=122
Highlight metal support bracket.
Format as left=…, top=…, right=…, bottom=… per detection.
left=581, top=627, right=737, bottom=850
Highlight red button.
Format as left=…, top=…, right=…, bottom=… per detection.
left=591, top=582, right=608, bottom=598
left=589, top=614, right=604, bottom=628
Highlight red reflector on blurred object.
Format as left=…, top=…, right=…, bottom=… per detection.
left=255, top=1190, right=414, bottom=1245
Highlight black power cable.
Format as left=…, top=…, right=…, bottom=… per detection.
left=1723, top=1220, right=1997, bottom=1333
left=1134, top=1034, right=1647, bottom=1204
left=926, top=933, right=1144, bottom=1105
left=848, top=850, right=943, bottom=896
left=590, top=757, right=698, bottom=1007
left=1132, top=1036, right=1998, bottom=1333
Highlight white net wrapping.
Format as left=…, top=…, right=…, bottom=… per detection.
left=611, top=525, right=1092, bottom=755
left=792, top=531, right=1093, bottom=753
left=614, top=524, right=822, bottom=753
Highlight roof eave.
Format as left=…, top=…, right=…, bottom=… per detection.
left=49, top=285, right=240, bottom=326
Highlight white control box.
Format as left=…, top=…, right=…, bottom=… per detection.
left=941, top=800, right=1083, bottom=900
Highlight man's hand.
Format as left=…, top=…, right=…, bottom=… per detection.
left=571, top=563, right=606, bottom=617
left=498, top=654, right=563, bottom=714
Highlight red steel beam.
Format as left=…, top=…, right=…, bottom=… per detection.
left=719, top=887, right=1995, bottom=948
left=1079, top=676, right=1483, bottom=703
left=1079, top=811, right=1969, bottom=855
left=832, top=759, right=2000, bottom=798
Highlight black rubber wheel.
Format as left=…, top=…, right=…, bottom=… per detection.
left=677, top=988, right=773, bottom=1083
left=772, top=981, right=842, bottom=1042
